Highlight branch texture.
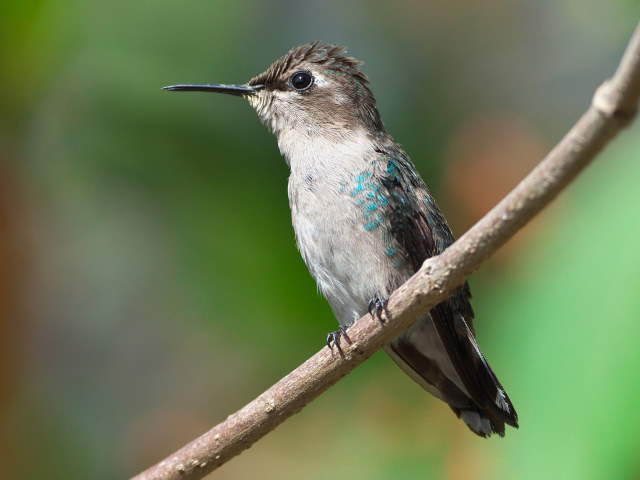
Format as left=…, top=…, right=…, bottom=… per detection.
left=133, top=23, right=640, bottom=480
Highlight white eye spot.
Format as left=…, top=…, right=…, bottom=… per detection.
left=310, top=72, right=347, bottom=104
left=313, top=73, right=329, bottom=87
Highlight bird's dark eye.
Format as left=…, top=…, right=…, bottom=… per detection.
left=290, top=71, right=314, bottom=91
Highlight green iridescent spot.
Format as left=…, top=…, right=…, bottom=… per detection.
left=364, top=220, right=380, bottom=231
left=355, top=171, right=372, bottom=182
left=350, top=183, right=364, bottom=197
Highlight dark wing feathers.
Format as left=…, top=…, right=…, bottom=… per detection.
left=376, top=143, right=518, bottom=432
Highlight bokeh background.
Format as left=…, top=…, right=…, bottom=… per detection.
left=2, top=1, right=640, bottom=479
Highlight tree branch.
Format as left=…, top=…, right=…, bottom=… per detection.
left=132, top=23, right=640, bottom=480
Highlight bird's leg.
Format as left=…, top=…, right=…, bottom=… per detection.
left=368, top=296, right=389, bottom=325
left=326, top=325, right=352, bottom=356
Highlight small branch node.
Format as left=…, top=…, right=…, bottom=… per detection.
left=593, top=80, right=638, bottom=125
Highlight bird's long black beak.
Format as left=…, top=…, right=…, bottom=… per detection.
left=162, top=83, right=263, bottom=96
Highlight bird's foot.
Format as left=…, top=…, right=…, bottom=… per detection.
left=326, top=326, right=352, bottom=355
left=368, top=296, right=389, bottom=325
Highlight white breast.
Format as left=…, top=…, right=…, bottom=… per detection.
left=281, top=129, right=408, bottom=325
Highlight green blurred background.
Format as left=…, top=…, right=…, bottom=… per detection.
left=2, top=1, right=640, bottom=479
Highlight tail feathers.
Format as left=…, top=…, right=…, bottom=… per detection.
left=451, top=406, right=508, bottom=438
left=387, top=313, right=518, bottom=438
left=430, top=302, right=519, bottom=432
left=457, top=409, right=498, bottom=438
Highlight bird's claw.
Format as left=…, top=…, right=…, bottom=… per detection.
left=368, top=296, right=389, bottom=325
left=326, top=326, right=352, bottom=355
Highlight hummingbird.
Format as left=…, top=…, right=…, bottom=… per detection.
left=164, top=42, right=518, bottom=437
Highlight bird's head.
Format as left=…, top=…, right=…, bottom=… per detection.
left=164, top=42, right=384, bottom=140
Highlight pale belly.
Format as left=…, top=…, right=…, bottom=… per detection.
left=289, top=175, right=411, bottom=326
